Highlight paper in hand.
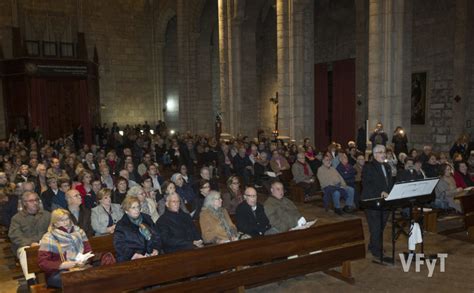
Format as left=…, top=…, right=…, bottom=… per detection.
left=75, top=252, right=94, bottom=263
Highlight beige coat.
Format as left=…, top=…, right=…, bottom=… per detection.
left=199, top=208, right=237, bottom=244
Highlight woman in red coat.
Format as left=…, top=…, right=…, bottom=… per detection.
left=453, top=161, right=474, bottom=189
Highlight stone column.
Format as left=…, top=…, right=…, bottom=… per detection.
left=355, top=0, right=369, bottom=130
left=218, top=0, right=244, bottom=136
left=368, top=0, right=411, bottom=136
left=153, top=41, right=165, bottom=124
left=177, top=0, right=192, bottom=132
left=277, top=0, right=314, bottom=143
left=218, top=0, right=231, bottom=134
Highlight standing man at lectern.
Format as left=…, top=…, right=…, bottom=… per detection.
left=362, top=144, right=394, bottom=259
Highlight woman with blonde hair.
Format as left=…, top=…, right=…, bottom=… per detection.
left=91, top=188, right=124, bottom=235
left=38, top=209, right=91, bottom=288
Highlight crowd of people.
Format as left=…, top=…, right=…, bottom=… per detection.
left=1, top=121, right=474, bottom=287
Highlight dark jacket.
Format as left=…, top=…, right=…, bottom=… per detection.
left=397, top=169, right=424, bottom=183
left=361, top=160, right=394, bottom=200
left=235, top=201, right=271, bottom=237
left=40, top=188, right=59, bottom=212
left=392, top=134, right=408, bottom=156
left=68, top=205, right=94, bottom=237
left=112, top=190, right=127, bottom=205
left=156, top=209, right=201, bottom=254
left=336, top=163, right=357, bottom=188
left=114, top=213, right=162, bottom=262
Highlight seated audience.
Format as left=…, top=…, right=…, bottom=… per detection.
left=41, top=177, right=60, bottom=212
left=14, top=164, right=35, bottom=184
left=51, top=178, right=71, bottom=210
left=434, top=163, right=463, bottom=212
left=114, top=196, right=161, bottom=262
left=235, top=187, right=276, bottom=237
left=397, top=157, right=425, bottom=182
left=193, top=166, right=219, bottom=193
left=38, top=209, right=91, bottom=288
left=217, top=143, right=234, bottom=177
left=264, top=181, right=302, bottom=233
left=171, top=173, right=196, bottom=204
left=317, top=155, right=355, bottom=215
left=112, top=176, right=128, bottom=204
left=75, top=170, right=97, bottom=209
left=386, top=148, right=398, bottom=181
left=269, top=150, right=291, bottom=179
left=336, top=153, right=357, bottom=188
left=423, top=153, right=440, bottom=178
left=156, top=193, right=203, bottom=253
left=222, top=175, right=244, bottom=215
left=200, top=191, right=239, bottom=244
left=91, top=188, right=124, bottom=235
left=158, top=181, right=188, bottom=215
left=127, top=186, right=159, bottom=223
left=47, top=158, right=70, bottom=181
left=141, top=174, right=161, bottom=202
left=99, top=165, right=114, bottom=190
left=66, top=189, right=93, bottom=237
left=453, top=161, right=474, bottom=188
left=253, top=152, right=273, bottom=190
left=8, top=191, right=50, bottom=286
left=191, top=179, right=211, bottom=219
left=232, top=147, right=254, bottom=186
left=305, top=146, right=321, bottom=174
left=291, top=152, right=320, bottom=198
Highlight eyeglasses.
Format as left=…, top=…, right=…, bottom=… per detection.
left=129, top=205, right=141, bottom=210
left=245, top=194, right=257, bottom=198
left=375, top=151, right=386, bottom=154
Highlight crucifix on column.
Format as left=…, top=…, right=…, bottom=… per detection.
left=269, top=92, right=279, bottom=138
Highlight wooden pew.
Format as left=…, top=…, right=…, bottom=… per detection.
left=456, top=192, right=474, bottom=241
left=25, top=234, right=115, bottom=292
left=61, top=219, right=365, bottom=293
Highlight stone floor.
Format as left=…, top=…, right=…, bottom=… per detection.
left=1, top=200, right=473, bottom=293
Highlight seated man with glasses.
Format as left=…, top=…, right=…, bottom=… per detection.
left=235, top=187, right=277, bottom=237
left=8, top=191, right=51, bottom=286
left=66, top=189, right=94, bottom=237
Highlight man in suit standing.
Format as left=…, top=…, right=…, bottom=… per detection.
left=361, top=144, right=394, bottom=259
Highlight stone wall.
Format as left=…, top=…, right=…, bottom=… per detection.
left=410, top=0, right=456, bottom=150
left=82, top=0, right=155, bottom=126
left=314, top=0, right=356, bottom=64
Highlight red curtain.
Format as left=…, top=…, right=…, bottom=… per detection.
left=332, top=59, right=355, bottom=146
left=314, top=63, right=330, bottom=151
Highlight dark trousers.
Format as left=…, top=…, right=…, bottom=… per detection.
left=296, top=182, right=319, bottom=197
left=365, top=209, right=390, bottom=257
left=47, top=271, right=63, bottom=288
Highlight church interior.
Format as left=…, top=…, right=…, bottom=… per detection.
left=0, top=0, right=473, bottom=292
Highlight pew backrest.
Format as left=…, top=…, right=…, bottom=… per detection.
left=61, top=218, right=365, bottom=293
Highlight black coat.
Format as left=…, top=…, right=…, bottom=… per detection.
left=396, top=169, right=424, bottom=183
left=40, top=188, right=58, bottom=212
left=361, top=160, right=394, bottom=200
left=156, top=209, right=201, bottom=254
left=235, top=201, right=271, bottom=237
left=114, top=213, right=162, bottom=262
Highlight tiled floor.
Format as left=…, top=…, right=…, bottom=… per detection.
left=1, top=201, right=473, bottom=293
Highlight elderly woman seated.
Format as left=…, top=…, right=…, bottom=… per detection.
left=199, top=191, right=239, bottom=244
left=38, top=209, right=92, bottom=288
left=171, top=173, right=196, bottom=204
left=235, top=187, right=277, bottom=237
left=91, top=188, right=124, bottom=235
left=156, top=193, right=203, bottom=253
left=127, top=186, right=159, bottom=223
left=113, top=196, right=161, bottom=262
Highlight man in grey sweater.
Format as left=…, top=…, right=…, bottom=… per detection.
left=8, top=191, right=51, bottom=286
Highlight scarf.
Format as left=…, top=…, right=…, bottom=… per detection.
left=40, top=225, right=86, bottom=261
left=298, top=160, right=310, bottom=176
left=208, top=207, right=236, bottom=239
left=128, top=214, right=152, bottom=241
left=140, top=200, right=151, bottom=217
